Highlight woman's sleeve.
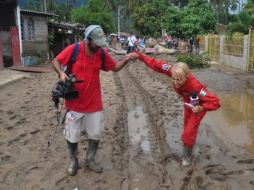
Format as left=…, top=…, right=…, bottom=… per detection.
left=199, top=88, right=220, bottom=111
left=138, top=52, right=172, bottom=77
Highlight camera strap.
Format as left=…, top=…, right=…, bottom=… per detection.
left=65, top=42, right=106, bottom=75
left=65, top=42, right=80, bottom=75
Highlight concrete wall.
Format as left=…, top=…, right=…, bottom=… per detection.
left=21, top=14, right=48, bottom=59
left=203, top=34, right=249, bottom=71
left=220, top=35, right=249, bottom=71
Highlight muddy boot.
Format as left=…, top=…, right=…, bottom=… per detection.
left=66, top=141, right=79, bottom=176
left=182, top=146, right=193, bottom=166
left=85, top=139, right=103, bottom=173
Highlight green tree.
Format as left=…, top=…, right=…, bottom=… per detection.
left=245, top=0, right=254, bottom=15
left=71, top=0, right=114, bottom=33
left=209, top=0, right=240, bottom=25
left=162, top=6, right=182, bottom=37
left=178, top=0, right=216, bottom=39
left=168, top=0, right=188, bottom=8
left=132, top=0, right=168, bottom=37
left=228, top=12, right=254, bottom=35
left=26, top=0, right=36, bottom=10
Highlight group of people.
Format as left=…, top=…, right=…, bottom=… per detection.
left=164, top=35, right=178, bottom=49
left=52, top=25, right=220, bottom=176
left=126, top=33, right=145, bottom=54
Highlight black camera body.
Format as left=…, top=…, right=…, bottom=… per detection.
left=52, top=74, right=79, bottom=108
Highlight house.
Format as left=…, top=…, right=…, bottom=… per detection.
left=48, top=22, right=84, bottom=57
left=20, top=9, right=56, bottom=65
left=0, top=1, right=83, bottom=69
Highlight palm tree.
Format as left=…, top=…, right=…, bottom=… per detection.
left=245, top=0, right=254, bottom=15
left=228, top=11, right=254, bottom=34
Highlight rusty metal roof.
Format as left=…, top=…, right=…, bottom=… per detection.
left=21, top=9, right=57, bottom=17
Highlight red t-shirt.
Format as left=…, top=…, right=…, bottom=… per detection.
left=56, top=42, right=116, bottom=112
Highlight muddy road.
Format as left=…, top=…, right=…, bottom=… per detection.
left=0, top=54, right=254, bottom=190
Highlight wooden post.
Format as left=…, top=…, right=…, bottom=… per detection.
left=10, top=26, right=21, bottom=66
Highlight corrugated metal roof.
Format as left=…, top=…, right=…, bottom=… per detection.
left=20, top=9, right=57, bottom=17
left=49, top=22, right=85, bottom=30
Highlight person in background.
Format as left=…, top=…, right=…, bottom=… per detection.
left=52, top=25, right=133, bottom=176
left=127, top=52, right=220, bottom=166
left=126, top=32, right=138, bottom=54
left=193, top=36, right=200, bottom=54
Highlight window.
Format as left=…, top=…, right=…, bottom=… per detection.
left=28, top=18, right=35, bottom=40
left=21, top=18, right=24, bottom=40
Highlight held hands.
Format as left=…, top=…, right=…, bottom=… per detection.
left=125, top=52, right=139, bottom=62
left=191, top=105, right=204, bottom=113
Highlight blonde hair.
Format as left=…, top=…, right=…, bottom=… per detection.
left=172, top=62, right=190, bottom=81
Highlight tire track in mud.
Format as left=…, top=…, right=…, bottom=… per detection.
left=111, top=72, right=131, bottom=189
left=124, top=66, right=170, bottom=161
left=126, top=62, right=204, bottom=190
left=111, top=72, right=129, bottom=171
left=113, top=64, right=175, bottom=189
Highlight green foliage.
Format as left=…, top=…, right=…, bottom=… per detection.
left=132, top=0, right=169, bottom=37
left=71, top=0, right=114, bottom=33
left=26, top=0, right=36, bottom=10
left=162, top=6, right=181, bottom=37
left=178, top=0, right=216, bottom=39
left=48, top=28, right=55, bottom=47
left=132, top=0, right=216, bottom=38
left=54, top=3, right=73, bottom=22
left=227, top=12, right=254, bottom=35
left=177, top=53, right=210, bottom=69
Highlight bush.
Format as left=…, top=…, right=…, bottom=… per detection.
left=176, top=53, right=210, bottom=69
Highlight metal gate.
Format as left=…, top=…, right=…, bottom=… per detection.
left=248, top=29, right=254, bottom=71
left=208, top=34, right=220, bottom=61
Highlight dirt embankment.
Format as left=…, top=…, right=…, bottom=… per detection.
left=0, top=55, right=254, bottom=190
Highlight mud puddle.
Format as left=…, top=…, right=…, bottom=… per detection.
left=128, top=106, right=151, bottom=153
left=204, top=90, right=254, bottom=155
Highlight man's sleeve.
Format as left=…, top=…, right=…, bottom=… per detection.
left=55, top=44, right=74, bottom=66
left=138, top=52, right=172, bottom=77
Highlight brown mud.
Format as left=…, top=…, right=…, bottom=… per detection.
left=0, top=54, right=254, bottom=190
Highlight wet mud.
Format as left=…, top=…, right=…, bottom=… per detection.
left=0, top=55, right=254, bottom=190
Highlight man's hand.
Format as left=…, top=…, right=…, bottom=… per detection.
left=59, top=71, right=68, bottom=82
left=125, top=52, right=139, bottom=61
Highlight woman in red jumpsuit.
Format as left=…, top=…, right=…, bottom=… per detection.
left=129, top=52, right=220, bottom=166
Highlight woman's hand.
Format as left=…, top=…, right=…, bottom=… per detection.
left=192, top=105, right=204, bottom=113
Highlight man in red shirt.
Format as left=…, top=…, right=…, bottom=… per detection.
left=52, top=25, right=132, bottom=175
left=127, top=52, right=220, bottom=166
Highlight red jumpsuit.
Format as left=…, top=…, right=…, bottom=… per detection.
left=138, top=53, right=220, bottom=148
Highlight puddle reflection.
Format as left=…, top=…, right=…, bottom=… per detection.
left=206, top=91, right=254, bottom=154
left=128, top=106, right=151, bottom=152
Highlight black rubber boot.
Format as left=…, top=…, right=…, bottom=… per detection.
left=85, top=139, right=103, bottom=173
left=66, top=141, right=79, bottom=176
left=182, top=146, right=193, bottom=166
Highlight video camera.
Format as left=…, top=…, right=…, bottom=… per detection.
left=51, top=74, right=82, bottom=108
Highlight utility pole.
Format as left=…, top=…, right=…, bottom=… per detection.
left=117, top=6, right=121, bottom=40
left=43, top=0, right=47, bottom=13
